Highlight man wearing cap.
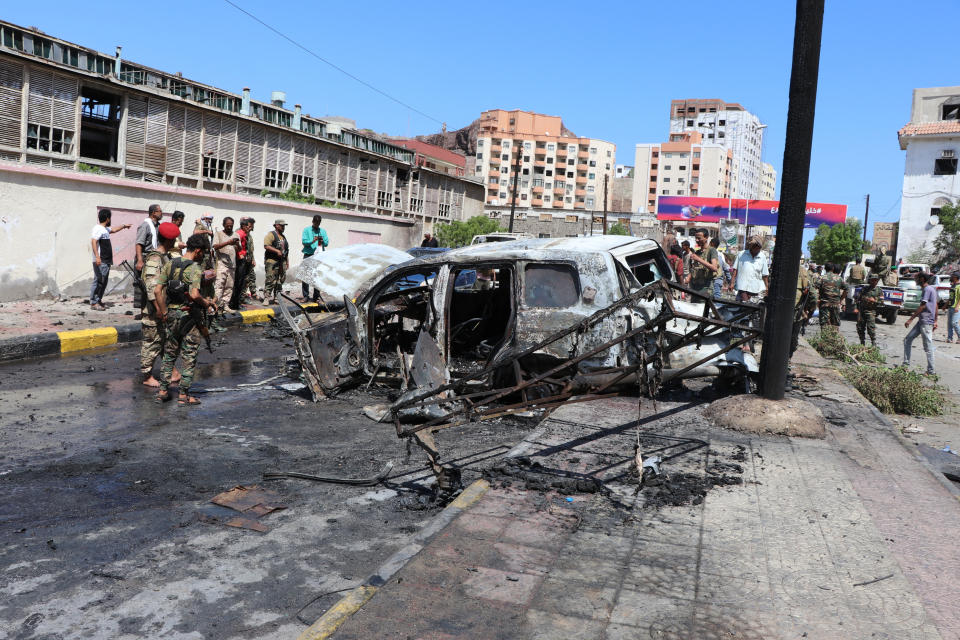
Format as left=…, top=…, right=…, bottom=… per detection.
left=263, top=219, right=289, bottom=304
left=140, top=221, right=181, bottom=387
left=193, top=214, right=217, bottom=309
left=855, top=273, right=882, bottom=346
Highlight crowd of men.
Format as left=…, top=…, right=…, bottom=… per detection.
left=665, top=231, right=960, bottom=377
left=89, top=205, right=328, bottom=405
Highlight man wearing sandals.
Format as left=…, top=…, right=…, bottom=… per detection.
left=153, top=234, right=216, bottom=406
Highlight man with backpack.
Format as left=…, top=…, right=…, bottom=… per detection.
left=153, top=234, right=216, bottom=406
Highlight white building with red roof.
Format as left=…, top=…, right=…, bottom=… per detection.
left=897, top=86, right=960, bottom=259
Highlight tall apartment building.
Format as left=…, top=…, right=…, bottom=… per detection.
left=760, top=162, right=777, bottom=200
left=474, top=109, right=616, bottom=216
left=896, top=86, right=960, bottom=259
left=631, top=132, right=733, bottom=215
left=669, top=99, right=765, bottom=199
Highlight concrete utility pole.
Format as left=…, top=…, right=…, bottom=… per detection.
left=603, top=174, right=609, bottom=234
left=760, top=0, right=825, bottom=400
left=863, top=194, right=870, bottom=242
left=508, top=141, right=522, bottom=233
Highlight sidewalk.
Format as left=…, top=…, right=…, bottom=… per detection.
left=308, top=340, right=960, bottom=640
left=0, top=290, right=324, bottom=361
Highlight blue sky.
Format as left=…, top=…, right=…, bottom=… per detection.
left=6, top=1, right=957, bottom=246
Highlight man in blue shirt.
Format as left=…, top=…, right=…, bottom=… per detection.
left=903, top=272, right=938, bottom=375
left=301, top=215, right=329, bottom=302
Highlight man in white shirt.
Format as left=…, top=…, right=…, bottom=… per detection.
left=731, top=238, right=770, bottom=302
left=89, top=208, right=130, bottom=310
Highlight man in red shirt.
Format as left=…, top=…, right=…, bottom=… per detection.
left=231, top=218, right=249, bottom=310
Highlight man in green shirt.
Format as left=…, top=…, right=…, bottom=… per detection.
left=855, top=273, right=882, bottom=346
left=948, top=272, right=960, bottom=344
left=153, top=234, right=216, bottom=406
left=818, top=263, right=843, bottom=328
left=684, top=230, right=720, bottom=299
left=301, top=215, right=328, bottom=302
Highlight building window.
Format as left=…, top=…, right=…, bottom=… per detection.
left=337, top=183, right=357, bottom=201
left=2, top=28, right=24, bottom=51
left=719, top=119, right=726, bottom=126
left=649, top=188, right=655, bottom=195
left=590, top=147, right=597, bottom=154
left=524, top=142, right=532, bottom=149
left=934, top=158, right=958, bottom=175
left=409, top=197, right=424, bottom=212
left=942, top=103, right=960, bottom=120
left=203, top=157, right=232, bottom=181
left=477, top=153, right=483, bottom=160
left=587, top=186, right=595, bottom=194
left=693, top=152, right=701, bottom=158
left=547, top=157, right=554, bottom=164
left=502, top=154, right=509, bottom=161
left=523, top=155, right=530, bottom=162
left=686, top=119, right=694, bottom=126
left=477, top=140, right=484, bottom=147
left=718, top=132, right=725, bottom=139
left=679, top=165, right=686, bottom=171
left=605, top=163, right=610, bottom=170
left=521, top=194, right=527, bottom=200
left=567, top=171, right=574, bottom=178
left=693, top=164, right=700, bottom=171
left=664, top=165, right=671, bottom=170
left=499, top=192, right=507, bottom=199
left=26, top=124, right=74, bottom=155
left=651, top=164, right=658, bottom=170
left=376, top=190, right=391, bottom=208
left=547, top=143, right=555, bottom=151
left=663, top=152, right=672, bottom=158
left=438, top=203, right=451, bottom=217
left=662, top=189, right=669, bottom=195
left=264, top=169, right=290, bottom=190
left=545, top=170, right=553, bottom=176
left=567, top=159, right=575, bottom=166
left=589, top=160, right=596, bottom=167
left=663, top=177, right=671, bottom=182
left=588, top=173, right=595, bottom=179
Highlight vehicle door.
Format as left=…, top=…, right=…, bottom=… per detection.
left=512, top=255, right=628, bottom=370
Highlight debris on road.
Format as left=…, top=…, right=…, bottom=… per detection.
left=204, top=485, right=287, bottom=532
left=263, top=461, right=394, bottom=486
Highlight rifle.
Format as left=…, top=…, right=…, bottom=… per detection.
left=121, top=260, right=151, bottom=312
left=187, top=305, right=214, bottom=354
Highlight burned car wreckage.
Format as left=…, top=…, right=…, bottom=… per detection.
left=281, top=237, right=763, bottom=489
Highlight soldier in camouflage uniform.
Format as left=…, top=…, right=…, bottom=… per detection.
left=790, top=264, right=811, bottom=355
left=856, top=273, right=882, bottom=346
left=154, top=234, right=216, bottom=406
left=140, top=222, right=181, bottom=387
left=818, top=262, right=843, bottom=328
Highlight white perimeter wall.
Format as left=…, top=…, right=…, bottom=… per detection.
left=0, top=163, right=419, bottom=301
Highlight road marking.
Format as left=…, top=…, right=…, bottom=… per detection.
left=239, top=308, right=274, bottom=324
left=449, top=478, right=490, bottom=509
left=295, top=479, right=491, bottom=638
left=296, top=585, right=377, bottom=640
left=57, top=327, right=118, bottom=353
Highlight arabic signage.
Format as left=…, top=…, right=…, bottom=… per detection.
left=657, top=196, right=846, bottom=228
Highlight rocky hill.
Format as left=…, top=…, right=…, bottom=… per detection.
left=415, top=117, right=577, bottom=156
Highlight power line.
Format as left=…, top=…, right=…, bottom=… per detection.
left=221, top=0, right=443, bottom=126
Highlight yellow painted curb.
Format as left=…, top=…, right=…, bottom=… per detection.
left=57, top=327, right=118, bottom=353
left=239, top=308, right=275, bottom=324
left=448, top=478, right=490, bottom=510
left=296, top=585, right=378, bottom=640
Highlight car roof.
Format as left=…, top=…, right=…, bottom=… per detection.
left=444, top=236, right=659, bottom=261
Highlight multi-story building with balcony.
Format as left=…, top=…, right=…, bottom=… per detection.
left=472, top=109, right=616, bottom=236
left=631, top=132, right=733, bottom=215
left=668, top=99, right=766, bottom=199
left=897, top=85, right=960, bottom=259
left=0, top=20, right=483, bottom=299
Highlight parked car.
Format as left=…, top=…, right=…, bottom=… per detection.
left=933, top=274, right=953, bottom=308
left=841, top=259, right=903, bottom=322
left=897, top=264, right=929, bottom=313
